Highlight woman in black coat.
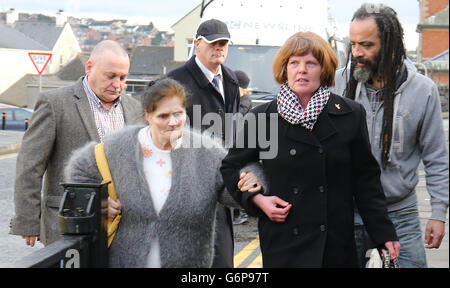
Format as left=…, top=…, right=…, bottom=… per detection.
left=220, top=32, right=400, bottom=268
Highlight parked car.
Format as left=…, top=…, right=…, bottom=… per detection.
left=0, top=103, right=33, bottom=131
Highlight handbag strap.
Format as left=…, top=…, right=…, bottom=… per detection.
left=94, top=142, right=117, bottom=201
left=381, top=249, right=400, bottom=268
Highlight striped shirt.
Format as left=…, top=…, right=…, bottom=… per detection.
left=82, top=77, right=125, bottom=141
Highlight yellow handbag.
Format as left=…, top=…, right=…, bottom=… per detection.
left=94, top=142, right=121, bottom=248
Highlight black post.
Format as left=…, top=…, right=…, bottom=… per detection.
left=11, top=182, right=109, bottom=268
left=2, top=112, right=6, bottom=130
left=200, top=0, right=215, bottom=17
left=59, top=182, right=109, bottom=267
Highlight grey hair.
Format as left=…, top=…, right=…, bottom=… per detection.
left=89, top=40, right=129, bottom=62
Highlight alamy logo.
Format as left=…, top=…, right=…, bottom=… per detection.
left=62, top=249, right=80, bottom=268
left=180, top=105, right=280, bottom=159
left=364, top=3, right=381, bottom=14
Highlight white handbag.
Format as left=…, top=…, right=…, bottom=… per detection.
left=365, top=249, right=383, bottom=268
left=365, top=248, right=400, bottom=268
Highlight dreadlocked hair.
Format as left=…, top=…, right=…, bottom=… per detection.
left=343, top=3, right=406, bottom=168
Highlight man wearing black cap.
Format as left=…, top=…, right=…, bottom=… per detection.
left=167, top=19, right=240, bottom=268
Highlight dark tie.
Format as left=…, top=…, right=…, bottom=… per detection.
left=212, top=74, right=221, bottom=92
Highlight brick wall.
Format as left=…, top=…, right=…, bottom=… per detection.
left=420, top=0, right=449, bottom=113
left=431, top=72, right=450, bottom=86
left=421, top=0, right=449, bottom=20
left=422, top=29, right=450, bottom=60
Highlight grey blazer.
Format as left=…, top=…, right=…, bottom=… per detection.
left=64, top=126, right=252, bottom=267
left=10, top=77, right=144, bottom=245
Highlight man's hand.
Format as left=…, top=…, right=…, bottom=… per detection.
left=425, top=219, right=446, bottom=249
left=22, top=235, right=39, bottom=247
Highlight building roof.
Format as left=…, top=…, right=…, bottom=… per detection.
left=14, top=21, right=64, bottom=50
left=0, top=24, right=48, bottom=50
left=417, top=5, right=449, bottom=30
left=129, top=46, right=174, bottom=76
left=424, top=50, right=449, bottom=72
left=171, top=4, right=201, bottom=28
left=425, top=49, right=449, bottom=63
left=57, top=53, right=88, bottom=81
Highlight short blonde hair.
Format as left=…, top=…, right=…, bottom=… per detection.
left=273, top=32, right=338, bottom=87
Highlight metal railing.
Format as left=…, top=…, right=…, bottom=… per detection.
left=11, top=183, right=109, bottom=268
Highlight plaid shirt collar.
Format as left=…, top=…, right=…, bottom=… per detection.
left=82, top=76, right=122, bottom=109
left=82, top=76, right=125, bottom=141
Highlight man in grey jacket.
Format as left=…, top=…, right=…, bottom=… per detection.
left=10, top=40, right=143, bottom=246
left=331, top=4, right=448, bottom=268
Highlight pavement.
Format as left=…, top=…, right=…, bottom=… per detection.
left=0, top=130, right=23, bottom=155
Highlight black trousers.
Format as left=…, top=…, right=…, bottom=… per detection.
left=211, top=203, right=234, bottom=268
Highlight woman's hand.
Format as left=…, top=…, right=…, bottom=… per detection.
left=238, top=171, right=262, bottom=193
left=108, top=197, right=122, bottom=220
left=251, top=194, right=292, bottom=223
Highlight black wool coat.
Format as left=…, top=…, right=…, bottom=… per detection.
left=221, top=94, right=398, bottom=268
left=167, top=56, right=240, bottom=141
left=167, top=56, right=240, bottom=268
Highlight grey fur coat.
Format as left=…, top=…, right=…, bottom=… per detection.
left=64, top=125, right=260, bottom=267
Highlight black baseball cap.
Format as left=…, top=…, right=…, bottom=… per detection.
left=195, top=19, right=231, bottom=43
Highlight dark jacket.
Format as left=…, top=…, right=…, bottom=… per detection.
left=167, top=56, right=240, bottom=268
left=221, top=94, right=398, bottom=268
left=167, top=56, right=240, bottom=141
left=239, top=94, right=252, bottom=115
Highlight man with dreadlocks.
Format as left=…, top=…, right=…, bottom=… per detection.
left=332, top=3, right=449, bottom=268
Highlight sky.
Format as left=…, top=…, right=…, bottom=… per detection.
left=1, top=0, right=420, bottom=50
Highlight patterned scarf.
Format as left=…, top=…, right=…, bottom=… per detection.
left=277, top=83, right=330, bottom=131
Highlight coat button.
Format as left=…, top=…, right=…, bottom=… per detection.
left=289, top=148, right=296, bottom=156
left=320, top=225, right=327, bottom=232
left=319, top=186, right=325, bottom=193
left=292, top=187, right=299, bottom=195
left=318, top=147, right=324, bottom=154
left=293, top=227, right=299, bottom=236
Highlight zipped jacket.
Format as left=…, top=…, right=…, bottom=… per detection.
left=331, top=59, right=449, bottom=222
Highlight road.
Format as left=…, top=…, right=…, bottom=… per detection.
left=0, top=153, right=45, bottom=267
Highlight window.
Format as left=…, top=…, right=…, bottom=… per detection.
left=14, top=109, right=32, bottom=121
left=186, top=38, right=193, bottom=58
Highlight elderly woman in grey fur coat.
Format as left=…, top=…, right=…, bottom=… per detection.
left=64, top=78, right=263, bottom=268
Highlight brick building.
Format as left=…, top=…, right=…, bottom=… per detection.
left=417, top=0, right=449, bottom=86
